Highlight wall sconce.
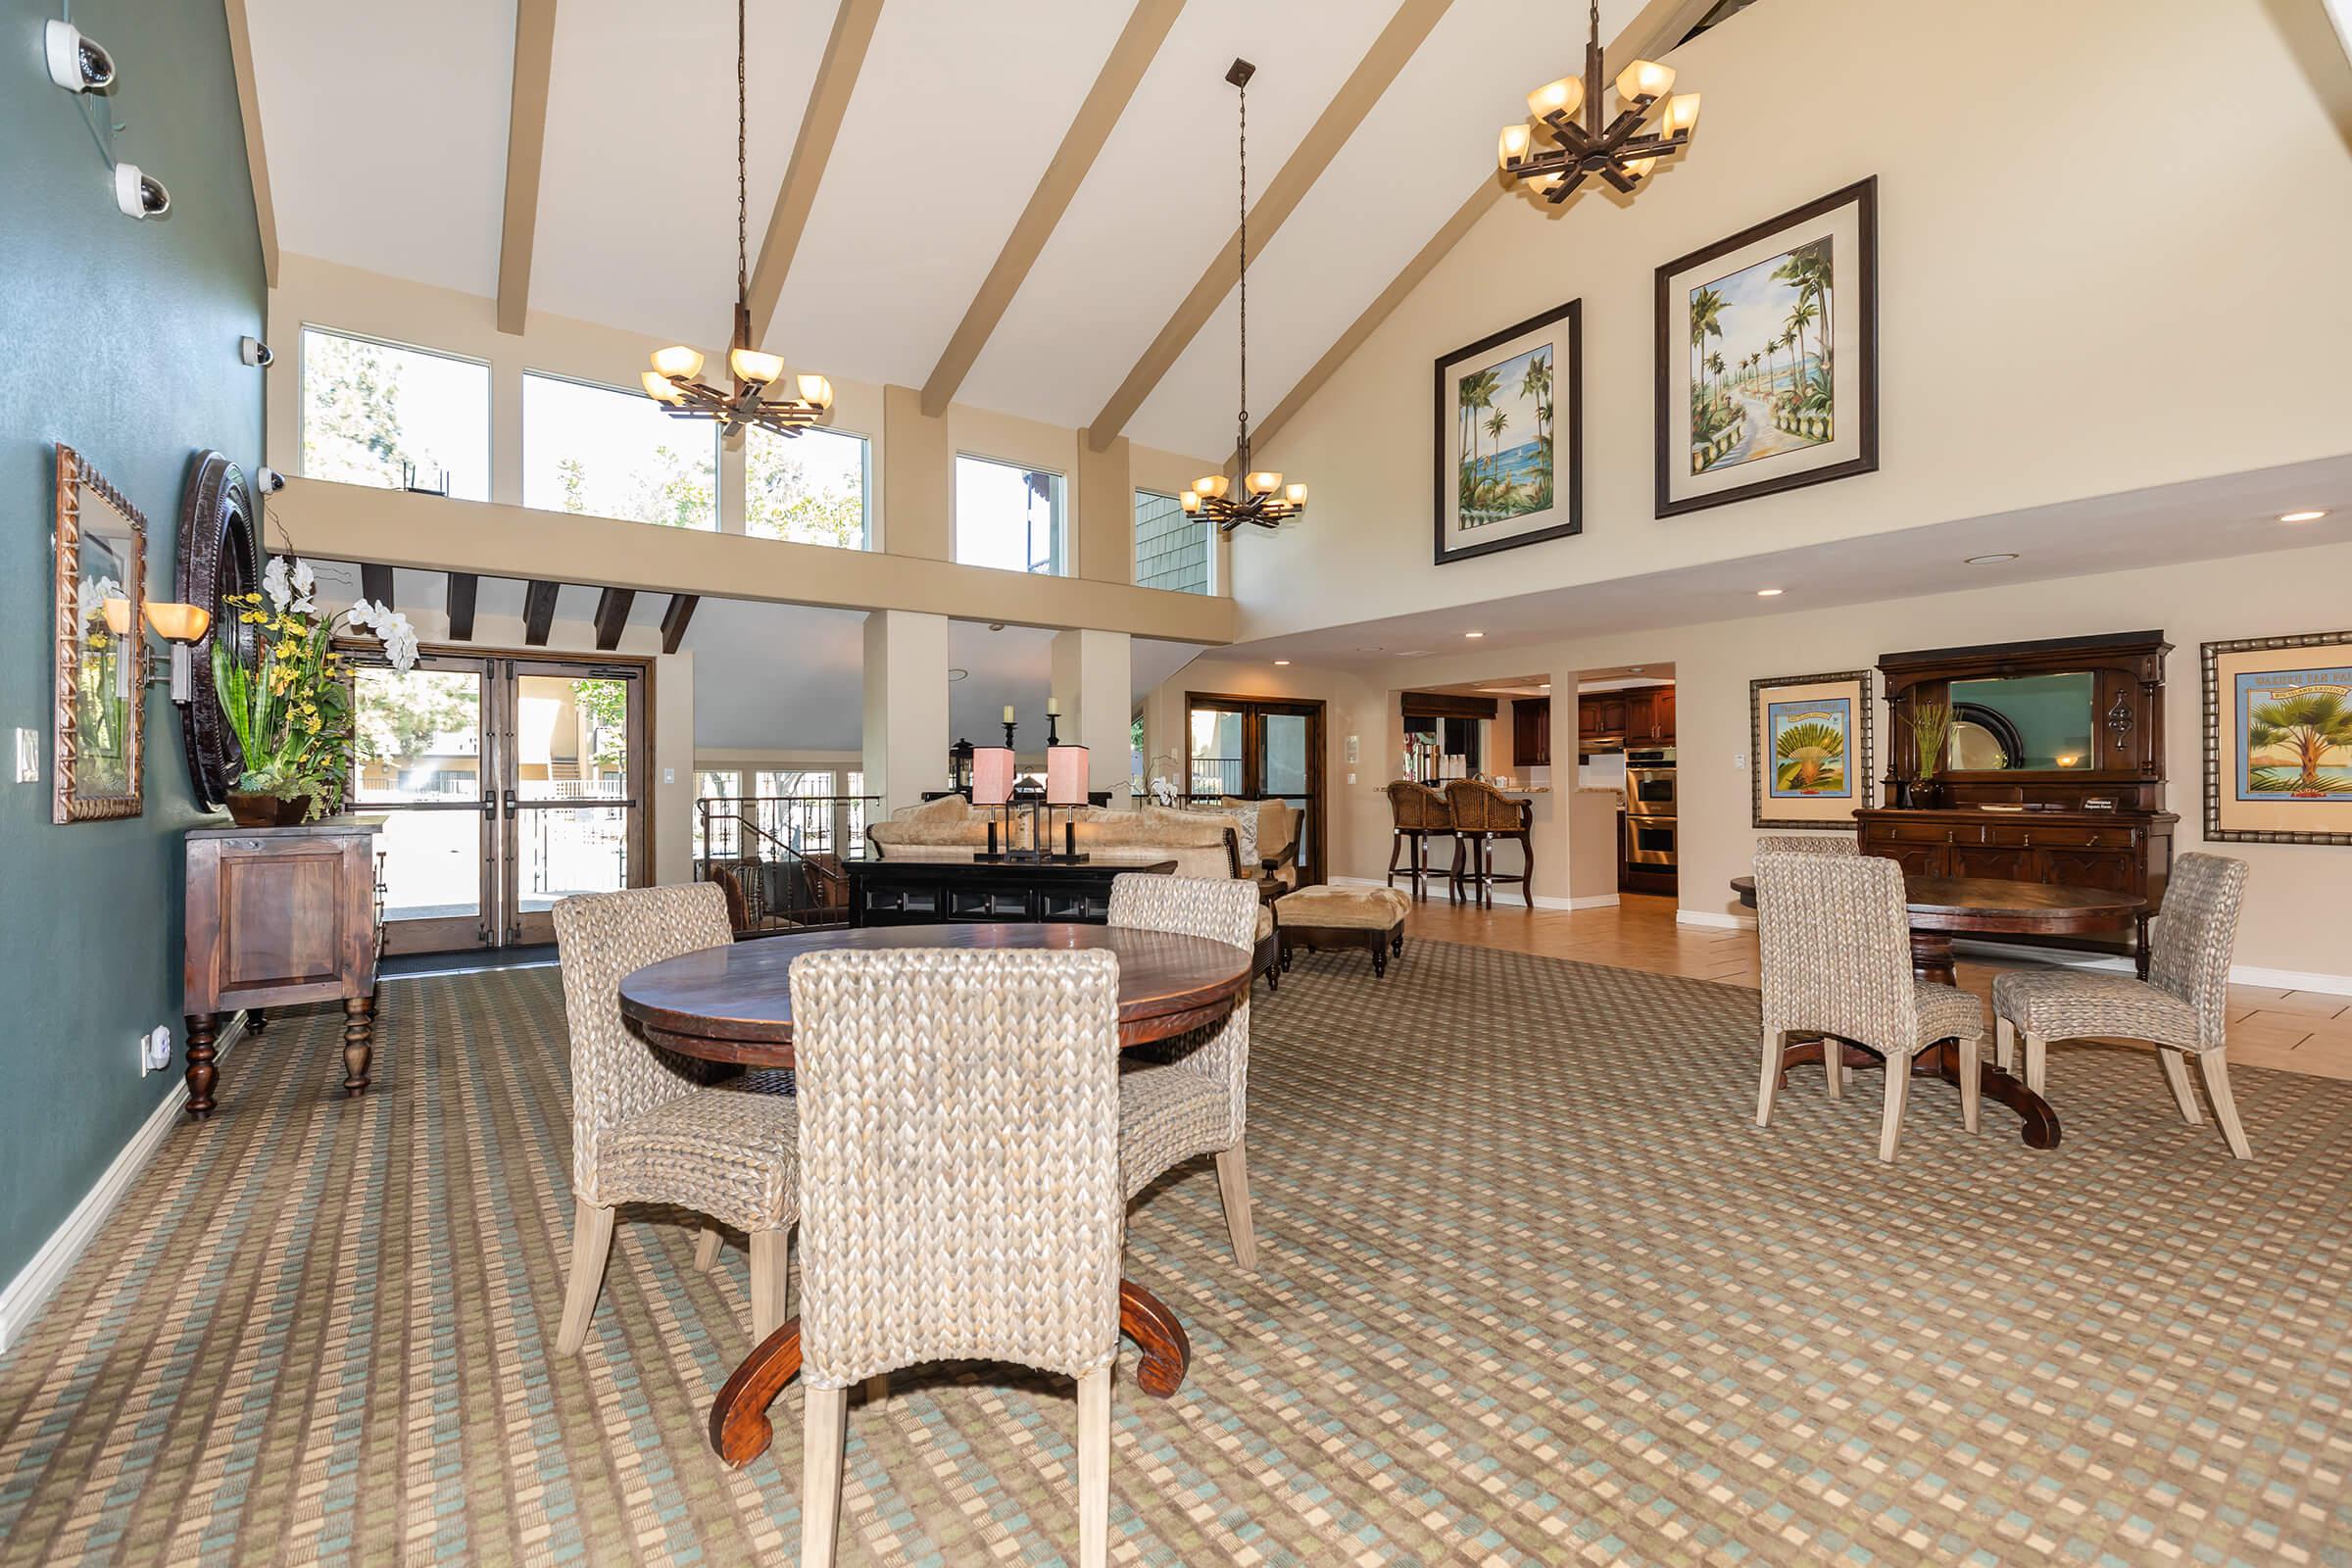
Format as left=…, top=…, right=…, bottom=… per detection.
left=45, top=19, right=115, bottom=92
left=124, top=601, right=212, bottom=703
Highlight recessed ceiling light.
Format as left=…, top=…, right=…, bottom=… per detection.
left=1540, top=682, right=1551, bottom=690
left=1463, top=630, right=1485, bottom=639
left=1628, top=666, right=1643, bottom=673
left=1273, top=659, right=1291, bottom=666
left=1755, top=588, right=1784, bottom=597
left=947, top=667, right=969, bottom=682
left=2279, top=510, right=2328, bottom=523
left=1964, top=553, right=2019, bottom=564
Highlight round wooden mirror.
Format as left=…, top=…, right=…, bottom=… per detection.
left=174, top=452, right=262, bottom=808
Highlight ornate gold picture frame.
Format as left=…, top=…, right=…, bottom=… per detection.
left=54, top=444, right=148, bottom=822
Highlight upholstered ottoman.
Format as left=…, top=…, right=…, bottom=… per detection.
left=1275, top=885, right=1409, bottom=978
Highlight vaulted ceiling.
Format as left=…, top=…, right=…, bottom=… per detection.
left=243, top=0, right=1661, bottom=459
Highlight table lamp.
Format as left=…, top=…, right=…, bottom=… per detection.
left=972, top=745, right=1015, bottom=857
left=1046, top=743, right=1090, bottom=860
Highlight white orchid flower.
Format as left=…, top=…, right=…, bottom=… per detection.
left=262, top=556, right=293, bottom=612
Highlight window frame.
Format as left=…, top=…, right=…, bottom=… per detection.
left=1132, top=485, right=1213, bottom=595
left=952, top=451, right=1068, bottom=577
left=744, top=421, right=876, bottom=551
left=519, top=366, right=724, bottom=531
left=296, top=322, right=495, bottom=499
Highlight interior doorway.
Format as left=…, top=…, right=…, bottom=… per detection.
left=1184, top=692, right=1326, bottom=885
left=347, top=651, right=650, bottom=954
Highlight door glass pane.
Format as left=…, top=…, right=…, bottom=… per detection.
left=515, top=674, right=630, bottom=801
left=517, top=805, right=629, bottom=909
left=1260, top=713, right=1309, bottom=797
left=353, top=668, right=482, bottom=802
left=1188, top=709, right=1243, bottom=798
left=376, top=809, right=480, bottom=920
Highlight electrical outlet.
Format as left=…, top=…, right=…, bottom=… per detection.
left=1347, top=771, right=1357, bottom=785
left=13, top=728, right=36, bottom=784
left=663, top=766, right=675, bottom=784
left=1346, top=735, right=1360, bottom=764
left=1733, top=752, right=1746, bottom=770
left=139, top=1025, right=172, bottom=1076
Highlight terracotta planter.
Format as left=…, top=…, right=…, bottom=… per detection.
left=224, top=791, right=314, bottom=827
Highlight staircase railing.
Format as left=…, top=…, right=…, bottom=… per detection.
left=695, top=795, right=876, bottom=933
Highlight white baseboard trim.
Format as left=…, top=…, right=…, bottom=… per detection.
left=2229, top=963, right=2352, bottom=997
left=0, top=1014, right=244, bottom=1355
left=1677, top=909, right=1757, bottom=930
left=1534, top=894, right=1619, bottom=910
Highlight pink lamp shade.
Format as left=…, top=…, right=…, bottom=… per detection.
left=1046, top=744, right=1090, bottom=807
left=971, top=746, right=1016, bottom=807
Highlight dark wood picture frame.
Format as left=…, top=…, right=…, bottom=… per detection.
left=1749, top=668, right=1873, bottom=829
left=1433, top=297, right=1582, bottom=565
left=1655, top=177, right=1879, bottom=517
left=54, top=444, right=148, bottom=823
left=2201, top=629, right=2352, bottom=847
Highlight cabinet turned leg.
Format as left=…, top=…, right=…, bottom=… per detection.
left=184, top=1013, right=221, bottom=1120
left=342, top=996, right=374, bottom=1097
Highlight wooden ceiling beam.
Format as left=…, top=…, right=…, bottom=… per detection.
left=1086, top=0, right=1453, bottom=452
left=746, top=0, right=886, bottom=341
left=592, top=587, right=636, bottom=651
left=222, top=0, right=278, bottom=288
left=446, top=572, right=478, bottom=641
left=1241, top=0, right=1721, bottom=466
left=919, top=0, right=1187, bottom=417
left=660, top=594, right=700, bottom=656
left=360, top=563, right=395, bottom=607
left=522, top=580, right=561, bottom=646
left=495, top=0, right=561, bottom=336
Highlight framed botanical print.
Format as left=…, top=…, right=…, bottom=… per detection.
left=2202, top=630, right=2352, bottom=845
left=1751, top=670, right=1873, bottom=828
left=1433, top=298, right=1581, bottom=564
left=1655, top=177, right=1878, bottom=517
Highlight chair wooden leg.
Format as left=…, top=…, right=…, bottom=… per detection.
left=556, top=1201, right=615, bottom=1355
left=1077, top=1364, right=1111, bottom=1568
left=2023, top=1031, right=2048, bottom=1096
left=1958, top=1035, right=1983, bottom=1133
left=1822, top=1034, right=1844, bottom=1101
left=1386, top=832, right=1403, bottom=890
left=1878, top=1056, right=1911, bottom=1163
left=2195, top=1052, right=2253, bottom=1159
left=863, top=1373, right=890, bottom=1401
left=1447, top=836, right=1465, bottom=904
left=1755, top=1029, right=1784, bottom=1127
left=751, top=1228, right=791, bottom=1342
left=694, top=1225, right=724, bottom=1273
left=800, top=1384, right=849, bottom=1568
left=1213, top=1142, right=1257, bottom=1271
left=1994, top=1015, right=2016, bottom=1074
left=2157, top=1048, right=2202, bottom=1124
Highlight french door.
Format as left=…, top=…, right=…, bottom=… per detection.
left=1185, top=693, right=1325, bottom=886
left=350, top=653, right=648, bottom=954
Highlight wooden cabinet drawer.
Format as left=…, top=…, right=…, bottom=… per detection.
left=1865, top=822, right=1961, bottom=846
left=1982, top=823, right=2134, bottom=850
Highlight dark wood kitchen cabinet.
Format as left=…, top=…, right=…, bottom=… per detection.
left=1577, top=684, right=1675, bottom=747
left=1512, top=698, right=1550, bottom=767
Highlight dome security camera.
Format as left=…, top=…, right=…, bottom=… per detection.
left=240, top=337, right=274, bottom=368
left=257, top=467, right=287, bottom=494
left=45, top=20, right=116, bottom=92
left=115, top=164, right=171, bottom=220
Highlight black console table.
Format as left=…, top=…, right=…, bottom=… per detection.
left=848, top=858, right=1177, bottom=927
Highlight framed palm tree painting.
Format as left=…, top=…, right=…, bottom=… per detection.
left=2202, top=630, right=2352, bottom=845
left=1751, top=670, right=1873, bottom=829
left=1656, top=178, right=1878, bottom=517
left=1433, top=298, right=1581, bottom=564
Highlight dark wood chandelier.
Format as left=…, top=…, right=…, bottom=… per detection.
left=1497, top=0, right=1700, bottom=202
left=1182, top=60, right=1305, bottom=533
left=642, top=0, right=832, bottom=439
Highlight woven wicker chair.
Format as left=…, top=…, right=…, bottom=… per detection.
left=1108, top=873, right=1258, bottom=1271
left=551, top=883, right=799, bottom=1354
left=1754, top=849, right=1987, bottom=1161
left=1991, top=853, right=2253, bottom=1157
left=1445, top=778, right=1533, bottom=908
left=1753, top=834, right=1858, bottom=856
left=788, top=949, right=1126, bottom=1568
left=1384, top=780, right=1454, bottom=901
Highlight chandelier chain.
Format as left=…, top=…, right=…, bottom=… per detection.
left=1237, top=70, right=1248, bottom=469
left=736, top=0, right=748, bottom=304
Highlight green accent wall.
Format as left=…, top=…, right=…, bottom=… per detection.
left=0, top=0, right=264, bottom=1289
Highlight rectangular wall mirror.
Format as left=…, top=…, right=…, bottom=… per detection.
left=54, top=443, right=148, bottom=821
left=1948, top=670, right=2096, bottom=771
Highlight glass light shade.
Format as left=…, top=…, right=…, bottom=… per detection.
left=1663, top=92, right=1701, bottom=134
left=641, top=370, right=683, bottom=404
left=1246, top=470, right=1282, bottom=496
left=796, top=373, right=834, bottom=410
left=1615, top=59, right=1674, bottom=103
left=1526, top=76, right=1582, bottom=120
left=729, top=346, right=785, bottom=385
left=1180, top=489, right=1201, bottom=514
left=1623, top=155, right=1658, bottom=179
left=651, top=345, right=704, bottom=379
left=1496, top=123, right=1532, bottom=168
left=1046, top=744, right=1089, bottom=807
left=1526, top=172, right=1565, bottom=196
left=1196, top=475, right=1231, bottom=501
left=101, top=596, right=133, bottom=636
left=1283, top=483, right=1307, bottom=506
left=970, top=746, right=1016, bottom=807
left=143, top=602, right=211, bottom=643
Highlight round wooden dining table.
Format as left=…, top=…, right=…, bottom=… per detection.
left=617, top=921, right=1256, bottom=1466
left=1730, top=872, right=2147, bottom=1151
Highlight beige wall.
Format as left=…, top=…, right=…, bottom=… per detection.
left=266, top=255, right=1232, bottom=642
left=1165, top=540, right=2352, bottom=985
left=1234, top=0, right=2352, bottom=640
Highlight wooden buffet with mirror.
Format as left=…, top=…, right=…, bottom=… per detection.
left=1857, top=629, right=2177, bottom=957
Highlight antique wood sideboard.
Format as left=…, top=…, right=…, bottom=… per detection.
left=1856, top=629, right=2177, bottom=957
left=183, top=818, right=383, bottom=1118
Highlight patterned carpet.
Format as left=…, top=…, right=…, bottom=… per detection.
left=3, top=941, right=2350, bottom=1565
